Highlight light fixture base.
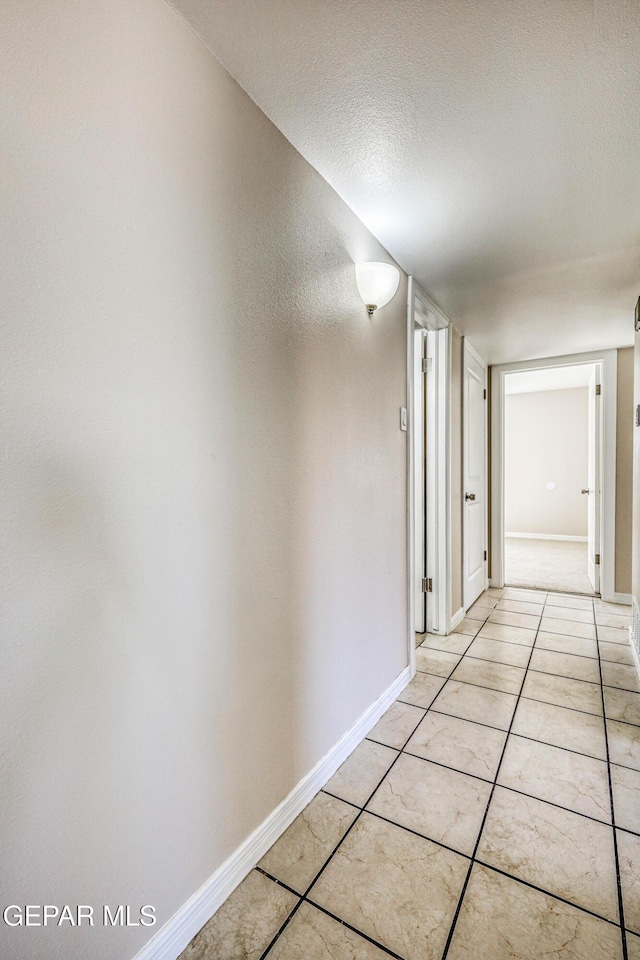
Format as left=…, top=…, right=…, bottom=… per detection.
left=366, top=304, right=377, bottom=316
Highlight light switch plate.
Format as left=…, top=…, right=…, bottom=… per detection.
left=400, top=407, right=408, bottom=431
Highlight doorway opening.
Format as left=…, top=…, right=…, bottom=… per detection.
left=503, top=364, right=599, bottom=595
left=407, top=278, right=451, bottom=664
left=491, top=351, right=618, bottom=601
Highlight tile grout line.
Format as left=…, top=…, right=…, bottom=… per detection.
left=406, top=666, right=636, bottom=722
left=421, top=637, right=636, bottom=687
left=439, top=593, right=566, bottom=960
left=258, top=600, right=496, bottom=960
left=320, top=779, right=636, bottom=927
left=594, top=598, right=629, bottom=960
left=257, top=589, right=635, bottom=960
left=342, top=745, right=630, bottom=831
left=256, top=699, right=430, bottom=960
left=254, top=867, right=405, bottom=960
left=254, top=867, right=404, bottom=960
left=471, top=859, right=621, bottom=927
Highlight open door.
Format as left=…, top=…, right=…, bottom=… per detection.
left=413, top=329, right=427, bottom=633
left=463, top=340, right=488, bottom=609
left=587, top=366, right=601, bottom=594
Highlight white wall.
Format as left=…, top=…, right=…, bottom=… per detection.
left=505, top=388, right=588, bottom=538
left=0, top=1, right=408, bottom=957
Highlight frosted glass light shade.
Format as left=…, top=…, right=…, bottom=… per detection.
left=355, top=262, right=400, bottom=314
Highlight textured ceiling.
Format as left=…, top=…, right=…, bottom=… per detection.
left=169, top=0, right=640, bottom=362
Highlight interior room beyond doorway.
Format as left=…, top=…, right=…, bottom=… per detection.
left=503, top=364, right=598, bottom=596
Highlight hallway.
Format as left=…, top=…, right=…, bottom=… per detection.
left=182, top=587, right=640, bottom=960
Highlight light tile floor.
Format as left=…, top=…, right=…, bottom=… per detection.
left=180, top=587, right=640, bottom=960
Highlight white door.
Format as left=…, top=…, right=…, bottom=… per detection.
left=414, top=330, right=426, bottom=632
left=587, top=367, right=601, bottom=593
left=463, top=341, right=488, bottom=609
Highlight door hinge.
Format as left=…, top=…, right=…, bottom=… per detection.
left=421, top=577, right=433, bottom=593
left=422, top=357, right=433, bottom=374
left=483, top=388, right=487, bottom=400
left=484, top=550, right=487, bottom=561
left=595, top=554, right=600, bottom=565
left=595, top=384, right=601, bottom=396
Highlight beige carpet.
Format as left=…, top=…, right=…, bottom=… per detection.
left=504, top=537, right=595, bottom=595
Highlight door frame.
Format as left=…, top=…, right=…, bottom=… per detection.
left=462, top=338, right=489, bottom=610
left=406, top=278, right=452, bottom=676
left=490, top=349, right=620, bottom=602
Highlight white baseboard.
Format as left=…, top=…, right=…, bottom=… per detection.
left=505, top=532, right=588, bottom=542
left=450, top=607, right=465, bottom=631
left=132, top=664, right=412, bottom=960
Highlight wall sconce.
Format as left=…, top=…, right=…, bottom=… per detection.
left=355, top=262, right=400, bottom=316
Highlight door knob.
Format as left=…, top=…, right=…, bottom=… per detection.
left=581, top=489, right=590, bottom=495
left=465, top=493, right=476, bottom=501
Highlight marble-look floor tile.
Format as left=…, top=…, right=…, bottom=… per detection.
left=611, top=763, right=640, bottom=833
left=419, top=632, right=471, bottom=654
left=596, top=612, right=632, bottom=629
left=477, top=787, right=619, bottom=922
left=446, top=863, right=623, bottom=960
left=498, top=735, right=611, bottom=822
left=496, top=599, right=545, bottom=616
left=522, top=670, right=603, bottom=716
left=482, top=587, right=505, bottom=598
left=397, top=671, right=446, bottom=709
left=607, top=718, right=640, bottom=772
left=465, top=635, right=531, bottom=667
left=325, top=740, right=398, bottom=808
left=450, top=656, right=525, bottom=695
left=431, top=679, right=517, bottom=730
left=604, top=687, right=640, bottom=726
left=477, top=622, right=537, bottom=646
left=260, top=793, right=358, bottom=893
left=405, top=711, right=507, bottom=781
left=178, top=870, right=298, bottom=960
left=546, top=595, right=594, bottom=611
left=265, top=902, right=390, bottom=960
left=598, top=625, right=630, bottom=644
left=628, top=932, right=640, bottom=960
left=529, top=648, right=600, bottom=684
left=367, top=753, right=491, bottom=855
left=415, top=647, right=461, bottom=678
left=599, top=640, right=635, bottom=665
left=452, top=617, right=484, bottom=637
left=367, top=701, right=425, bottom=749
left=309, top=813, right=468, bottom=960
left=618, top=829, right=640, bottom=936
left=512, top=697, right=606, bottom=760
left=540, top=617, right=596, bottom=640
left=535, top=631, right=598, bottom=658
left=467, top=600, right=497, bottom=618
left=489, top=609, right=541, bottom=630
left=602, top=661, right=640, bottom=693
left=544, top=605, right=595, bottom=624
